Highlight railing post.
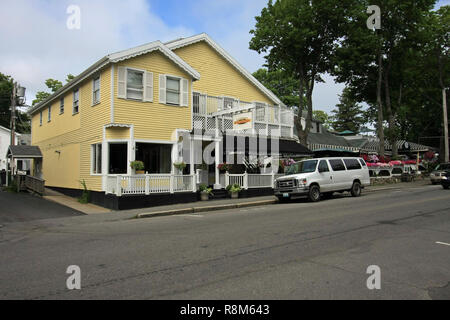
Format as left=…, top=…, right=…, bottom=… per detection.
left=192, top=174, right=196, bottom=192
left=271, top=171, right=275, bottom=188
left=170, top=173, right=174, bottom=194
left=145, top=174, right=150, bottom=195
left=225, top=171, right=229, bottom=187
left=244, top=172, right=248, bottom=190
left=116, top=175, right=122, bottom=196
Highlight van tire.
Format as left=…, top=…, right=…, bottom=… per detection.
left=308, top=185, right=321, bottom=202
left=351, top=181, right=362, bottom=197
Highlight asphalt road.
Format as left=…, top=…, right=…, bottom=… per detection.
left=0, top=190, right=83, bottom=224
left=0, top=184, right=449, bottom=299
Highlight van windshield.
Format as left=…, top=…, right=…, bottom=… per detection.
left=286, top=160, right=318, bottom=175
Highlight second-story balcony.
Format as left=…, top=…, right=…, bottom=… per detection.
left=192, top=93, right=294, bottom=138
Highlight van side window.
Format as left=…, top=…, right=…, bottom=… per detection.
left=359, top=159, right=367, bottom=167
left=318, top=160, right=329, bottom=172
left=344, top=159, right=362, bottom=170
left=329, top=159, right=346, bottom=171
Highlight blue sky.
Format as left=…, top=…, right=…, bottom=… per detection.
left=0, top=0, right=448, bottom=113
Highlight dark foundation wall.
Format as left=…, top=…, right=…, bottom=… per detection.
left=46, top=187, right=274, bottom=211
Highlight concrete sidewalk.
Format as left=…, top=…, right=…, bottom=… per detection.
left=40, top=179, right=433, bottom=218
left=133, top=179, right=433, bottom=219
left=43, top=188, right=111, bottom=215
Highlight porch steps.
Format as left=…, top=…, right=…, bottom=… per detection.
left=210, top=189, right=229, bottom=200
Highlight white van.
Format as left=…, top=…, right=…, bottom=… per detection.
left=275, top=157, right=370, bottom=202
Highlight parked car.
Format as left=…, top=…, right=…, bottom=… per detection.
left=430, top=163, right=450, bottom=184
left=274, top=157, right=371, bottom=202
left=441, top=171, right=450, bottom=190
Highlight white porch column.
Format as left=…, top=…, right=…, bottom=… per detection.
left=101, top=137, right=108, bottom=191
left=127, top=140, right=135, bottom=176
left=171, top=143, right=178, bottom=174
left=214, top=139, right=221, bottom=189
left=189, top=137, right=195, bottom=175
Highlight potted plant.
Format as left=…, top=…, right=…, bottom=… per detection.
left=130, top=160, right=145, bottom=174
left=226, top=183, right=241, bottom=199
left=199, top=184, right=213, bottom=201
left=173, top=161, right=187, bottom=173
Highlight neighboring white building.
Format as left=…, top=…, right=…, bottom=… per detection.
left=0, top=125, right=20, bottom=171
left=0, top=125, right=31, bottom=172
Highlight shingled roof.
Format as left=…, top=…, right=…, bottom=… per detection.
left=7, top=145, right=42, bottom=158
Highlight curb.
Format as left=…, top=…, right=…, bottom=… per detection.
left=136, top=199, right=278, bottom=219
left=365, top=183, right=431, bottom=193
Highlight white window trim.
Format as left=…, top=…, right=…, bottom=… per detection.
left=92, top=75, right=101, bottom=106
left=60, top=97, right=64, bottom=114
left=91, top=143, right=103, bottom=175
left=73, top=88, right=80, bottom=115
left=124, top=67, right=146, bottom=101
left=162, top=74, right=189, bottom=107
left=47, top=105, right=51, bottom=122
left=165, top=75, right=181, bottom=106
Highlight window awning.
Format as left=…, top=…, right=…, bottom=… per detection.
left=222, top=134, right=312, bottom=157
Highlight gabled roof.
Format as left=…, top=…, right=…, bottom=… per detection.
left=165, top=33, right=283, bottom=106
left=29, top=41, right=200, bottom=115
left=7, top=145, right=42, bottom=158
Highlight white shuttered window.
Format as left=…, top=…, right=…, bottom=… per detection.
left=117, top=67, right=153, bottom=102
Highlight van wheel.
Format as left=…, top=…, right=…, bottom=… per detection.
left=351, top=181, right=362, bottom=197
left=443, top=185, right=449, bottom=190
left=308, top=185, right=321, bottom=202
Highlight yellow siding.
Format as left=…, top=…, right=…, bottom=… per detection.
left=31, top=67, right=111, bottom=191
left=105, top=127, right=130, bottom=140
left=173, top=41, right=274, bottom=104
left=114, top=51, right=192, bottom=141
left=40, top=141, right=80, bottom=190
left=79, top=68, right=111, bottom=191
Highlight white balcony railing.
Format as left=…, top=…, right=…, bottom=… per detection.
left=193, top=93, right=294, bottom=138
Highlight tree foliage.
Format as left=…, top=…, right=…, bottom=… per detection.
left=0, top=72, right=30, bottom=133
left=250, top=0, right=355, bottom=144
left=252, top=68, right=301, bottom=107
left=331, top=88, right=365, bottom=133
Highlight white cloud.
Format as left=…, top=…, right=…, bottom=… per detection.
left=0, top=0, right=343, bottom=113
left=0, top=0, right=194, bottom=105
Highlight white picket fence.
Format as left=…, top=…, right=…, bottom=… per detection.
left=106, top=172, right=285, bottom=196
left=106, top=174, right=196, bottom=196
left=221, top=172, right=285, bottom=189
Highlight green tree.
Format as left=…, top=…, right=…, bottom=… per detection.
left=250, top=0, right=355, bottom=145
left=32, top=75, right=75, bottom=105
left=252, top=68, right=301, bottom=107
left=0, top=72, right=31, bottom=133
left=312, top=110, right=331, bottom=129
left=331, top=88, right=365, bottom=133
left=333, top=0, right=436, bottom=157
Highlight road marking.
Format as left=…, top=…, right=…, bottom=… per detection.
left=436, top=241, right=450, bottom=246
left=180, top=214, right=203, bottom=218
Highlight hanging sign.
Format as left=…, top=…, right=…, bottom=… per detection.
left=233, top=112, right=252, bottom=130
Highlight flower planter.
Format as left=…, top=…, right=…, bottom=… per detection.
left=136, top=170, right=145, bottom=174
left=200, top=192, right=210, bottom=201
left=230, top=191, right=239, bottom=199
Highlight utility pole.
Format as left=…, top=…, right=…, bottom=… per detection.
left=9, top=82, right=17, bottom=177
left=443, top=87, right=449, bottom=163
